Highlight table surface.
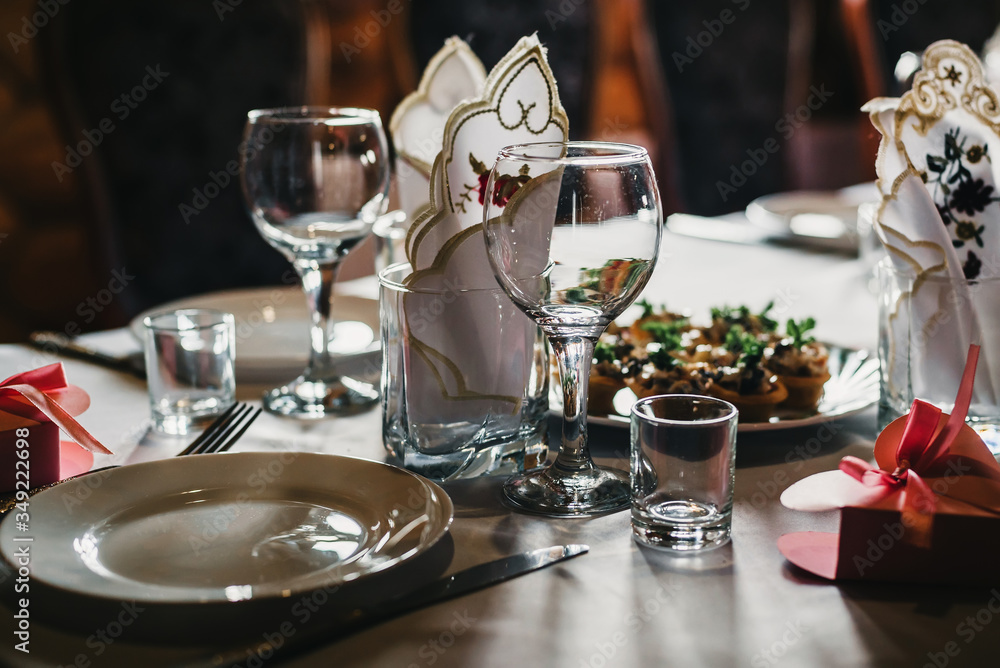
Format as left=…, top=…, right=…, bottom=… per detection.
left=3, top=227, right=999, bottom=668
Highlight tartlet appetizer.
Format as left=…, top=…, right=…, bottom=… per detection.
left=706, top=327, right=787, bottom=422
left=766, top=318, right=830, bottom=412
left=625, top=300, right=689, bottom=346
left=625, top=331, right=713, bottom=400
left=704, top=302, right=778, bottom=344
left=589, top=341, right=629, bottom=415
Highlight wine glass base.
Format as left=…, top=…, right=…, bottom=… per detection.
left=501, top=465, right=630, bottom=517
left=263, top=376, right=378, bottom=419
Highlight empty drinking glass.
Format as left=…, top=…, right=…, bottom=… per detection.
left=143, top=309, right=236, bottom=435
left=631, top=394, right=738, bottom=551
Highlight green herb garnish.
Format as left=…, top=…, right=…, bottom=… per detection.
left=640, top=319, right=688, bottom=344
left=637, top=299, right=655, bottom=318
left=785, top=317, right=817, bottom=348
left=564, top=287, right=587, bottom=303
left=649, top=347, right=678, bottom=371
left=594, top=341, right=617, bottom=364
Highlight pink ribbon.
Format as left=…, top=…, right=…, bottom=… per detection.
left=0, top=363, right=111, bottom=455
left=838, top=345, right=982, bottom=548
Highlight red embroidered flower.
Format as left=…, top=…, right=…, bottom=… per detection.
left=476, top=172, right=490, bottom=205
left=491, top=174, right=530, bottom=207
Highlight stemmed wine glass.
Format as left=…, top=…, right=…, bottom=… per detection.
left=240, top=107, right=390, bottom=418
left=483, top=141, right=663, bottom=516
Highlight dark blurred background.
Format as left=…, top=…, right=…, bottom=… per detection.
left=1, top=0, right=998, bottom=342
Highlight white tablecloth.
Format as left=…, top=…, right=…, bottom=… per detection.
left=3, top=229, right=998, bottom=668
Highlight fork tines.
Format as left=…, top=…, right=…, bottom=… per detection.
left=178, top=402, right=262, bottom=456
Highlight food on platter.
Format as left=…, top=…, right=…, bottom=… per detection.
left=590, top=302, right=831, bottom=422
left=705, top=327, right=788, bottom=423
left=765, top=318, right=831, bottom=411
left=588, top=341, right=629, bottom=415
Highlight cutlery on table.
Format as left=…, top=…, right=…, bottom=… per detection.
left=212, top=544, right=590, bottom=666
left=28, top=331, right=146, bottom=379
left=0, top=402, right=260, bottom=515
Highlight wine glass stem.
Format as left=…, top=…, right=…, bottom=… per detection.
left=294, top=258, right=342, bottom=381
left=550, top=335, right=597, bottom=475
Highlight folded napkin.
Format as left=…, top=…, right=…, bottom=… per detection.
left=864, top=39, right=1000, bottom=409
left=779, top=345, right=1000, bottom=584
left=0, top=363, right=110, bottom=492
left=388, top=34, right=568, bottom=431
left=389, top=37, right=486, bottom=224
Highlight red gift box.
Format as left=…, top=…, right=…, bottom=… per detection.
left=778, top=346, right=1000, bottom=585
left=0, top=364, right=110, bottom=493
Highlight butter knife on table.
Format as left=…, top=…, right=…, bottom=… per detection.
left=28, top=331, right=146, bottom=379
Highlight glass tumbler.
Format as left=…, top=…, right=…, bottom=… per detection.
left=143, top=309, right=236, bottom=435
left=631, top=394, right=738, bottom=551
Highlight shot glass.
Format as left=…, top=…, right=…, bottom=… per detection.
left=143, top=309, right=236, bottom=435
left=630, top=394, right=738, bottom=551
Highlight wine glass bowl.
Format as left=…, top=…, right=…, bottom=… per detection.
left=483, top=141, right=663, bottom=516
left=241, top=107, right=390, bottom=418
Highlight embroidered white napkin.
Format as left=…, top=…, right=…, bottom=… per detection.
left=864, top=39, right=1000, bottom=408
left=388, top=35, right=569, bottom=433
left=389, top=37, right=486, bottom=224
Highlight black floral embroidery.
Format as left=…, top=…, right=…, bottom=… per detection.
left=925, top=127, right=997, bottom=279
left=950, top=178, right=996, bottom=216
left=964, top=251, right=982, bottom=279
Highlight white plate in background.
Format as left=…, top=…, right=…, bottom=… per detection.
left=130, top=287, right=380, bottom=383
left=745, top=182, right=879, bottom=253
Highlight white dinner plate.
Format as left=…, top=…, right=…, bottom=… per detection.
left=0, top=453, right=452, bottom=605
left=555, top=346, right=879, bottom=432
left=745, top=183, right=879, bottom=253
left=130, top=287, right=380, bottom=383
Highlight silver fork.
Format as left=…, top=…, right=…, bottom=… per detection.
left=0, top=403, right=262, bottom=515
left=176, top=402, right=261, bottom=456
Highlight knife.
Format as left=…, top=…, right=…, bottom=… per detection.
left=28, top=331, right=146, bottom=379
left=211, top=544, right=589, bottom=666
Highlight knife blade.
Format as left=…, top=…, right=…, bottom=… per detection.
left=211, top=544, right=589, bottom=666
left=28, top=331, right=146, bottom=379
left=365, top=543, right=589, bottom=623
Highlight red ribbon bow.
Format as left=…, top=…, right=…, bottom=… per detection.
left=0, top=363, right=111, bottom=455
left=838, top=345, right=982, bottom=548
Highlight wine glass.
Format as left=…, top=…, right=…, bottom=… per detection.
left=483, top=141, right=663, bottom=516
left=240, top=107, right=389, bottom=418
